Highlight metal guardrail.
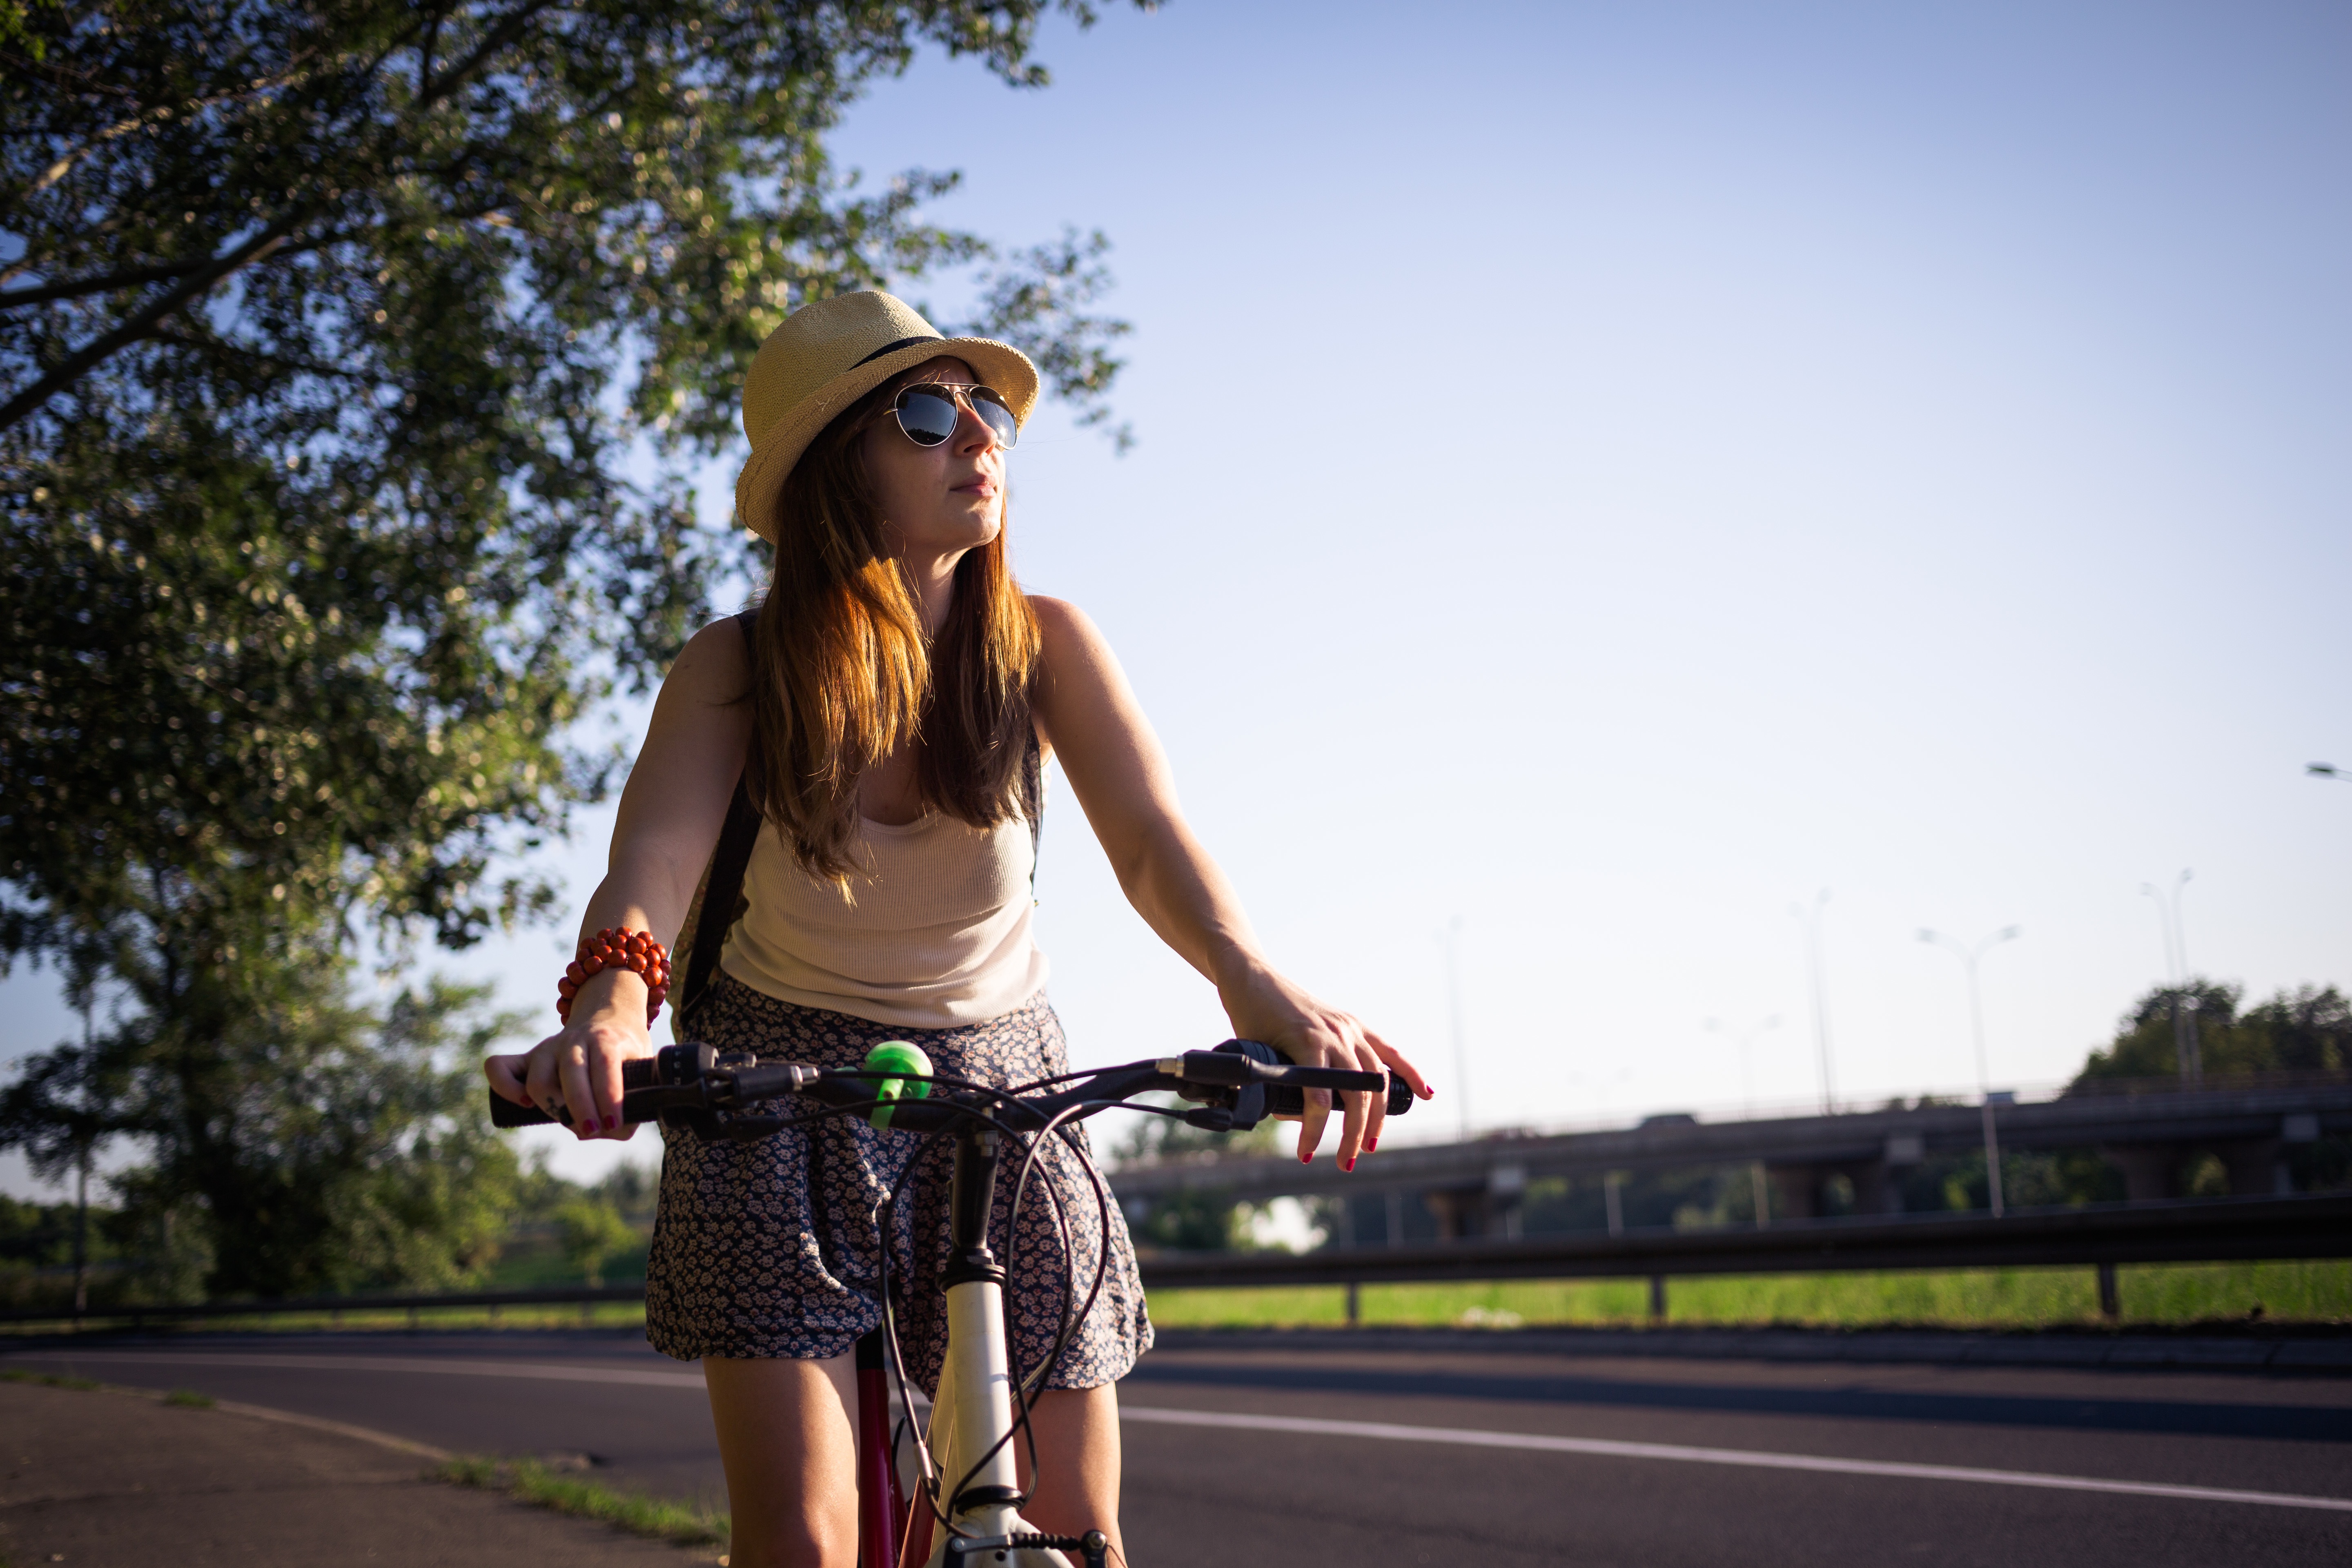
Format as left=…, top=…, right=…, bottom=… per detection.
left=5, top=1194, right=2345, bottom=1329
left=1131, top=1193, right=2352, bottom=1290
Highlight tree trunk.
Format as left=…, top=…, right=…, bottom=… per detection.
left=74, top=1147, right=90, bottom=1319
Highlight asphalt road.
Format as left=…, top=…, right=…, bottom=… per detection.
left=5, top=1330, right=2348, bottom=1566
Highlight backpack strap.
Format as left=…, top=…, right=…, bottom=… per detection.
left=674, top=610, right=764, bottom=1029
left=1022, top=719, right=1043, bottom=895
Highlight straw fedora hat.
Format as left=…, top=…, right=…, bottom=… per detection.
left=733, top=290, right=1039, bottom=542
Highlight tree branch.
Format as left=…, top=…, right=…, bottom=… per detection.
left=0, top=217, right=300, bottom=436
left=148, top=324, right=362, bottom=382
left=417, top=0, right=561, bottom=111
left=0, top=259, right=213, bottom=310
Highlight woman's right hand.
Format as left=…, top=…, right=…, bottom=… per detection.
left=485, top=969, right=657, bottom=1140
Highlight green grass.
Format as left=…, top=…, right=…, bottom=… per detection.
left=0, top=1368, right=100, bottom=1390
left=1145, top=1260, right=2352, bottom=1331
left=163, top=1388, right=216, bottom=1408
left=0, top=1301, right=651, bottom=1339
left=434, top=1456, right=728, bottom=1550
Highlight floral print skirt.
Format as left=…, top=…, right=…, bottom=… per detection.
left=644, top=970, right=1154, bottom=1394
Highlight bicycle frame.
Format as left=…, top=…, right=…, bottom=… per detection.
left=849, top=1122, right=1103, bottom=1568
left=491, top=1040, right=1410, bottom=1568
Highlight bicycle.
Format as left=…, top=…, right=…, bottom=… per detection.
left=494, top=1038, right=1414, bottom=1568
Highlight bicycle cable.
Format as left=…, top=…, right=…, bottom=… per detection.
left=873, top=1096, right=1045, bottom=1542
left=872, top=1089, right=1112, bottom=1535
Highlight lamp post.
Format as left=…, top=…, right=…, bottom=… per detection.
left=1705, top=1015, right=1782, bottom=1118
left=1441, top=915, right=1470, bottom=1143
left=2139, top=869, right=2201, bottom=1085
left=1918, top=924, right=2021, bottom=1218
left=1788, top=889, right=1836, bottom=1114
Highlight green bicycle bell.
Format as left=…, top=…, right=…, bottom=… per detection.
left=863, top=1040, right=933, bottom=1130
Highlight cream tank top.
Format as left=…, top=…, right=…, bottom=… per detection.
left=718, top=807, right=1048, bottom=1029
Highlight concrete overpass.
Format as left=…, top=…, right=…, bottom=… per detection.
left=1106, top=1076, right=2352, bottom=1244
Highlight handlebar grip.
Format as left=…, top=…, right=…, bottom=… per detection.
left=1388, top=1075, right=1414, bottom=1117
left=488, top=1087, right=558, bottom=1127
left=1268, top=1065, right=1387, bottom=1092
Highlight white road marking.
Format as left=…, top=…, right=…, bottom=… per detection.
left=1118, top=1405, right=2352, bottom=1514
left=17, top=1351, right=2347, bottom=1515
left=3, top=1349, right=706, bottom=1389
left=210, top=1397, right=455, bottom=1461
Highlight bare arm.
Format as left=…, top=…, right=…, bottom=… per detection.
left=485, top=615, right=753, bottom=1138
left=1029, top=597, right=1431, bottom=1166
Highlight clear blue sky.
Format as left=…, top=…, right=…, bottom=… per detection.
left=7, top=0, right=2348, bottom=1192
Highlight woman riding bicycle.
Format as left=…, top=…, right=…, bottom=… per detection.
left=486, top=290, right=1430, bottom=1568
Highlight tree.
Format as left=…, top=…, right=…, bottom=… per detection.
left=181, top=976, right=522, bottom=1298
left=2, top=0, right=1140, bottom=1294
left=9, top=973, right=527, bottom=1301
left=1111, top=1100, right=1278, bottom=1252
left=554, top=1192, right=637, bottom=1287
left=2072, top=980, right=2351, bottom=1085
left=2237, top=985, right=2352, bottom=1073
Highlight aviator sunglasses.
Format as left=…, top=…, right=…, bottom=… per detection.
left=886, top=382, right=1020, bottom=450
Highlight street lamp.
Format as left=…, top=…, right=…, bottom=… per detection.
left=2139, top=869, right=2201, bottom=1085
left=1918, top=924, right=2022, bottom=1218
left=1788, top=889, right=1836, bottom=1114
left=1440, top=915, right=1470, bottom=1143
left=1705, top=1015, right=1782, bottom=1118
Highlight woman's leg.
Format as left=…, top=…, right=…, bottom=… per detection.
left=1015, top=1383, right=1124, bottom=1565
left=704, top=1351, right=860, bottom=1568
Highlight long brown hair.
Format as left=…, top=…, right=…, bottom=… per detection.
left=746, top=367, right=1042, bottom=888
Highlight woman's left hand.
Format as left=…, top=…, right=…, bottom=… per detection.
left=1217, top=964, right=1432, bottom=1169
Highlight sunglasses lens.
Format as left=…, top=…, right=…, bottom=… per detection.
left=894, top=390, right=959, bottom=446
left=970, top=388, right=1019, bottom=450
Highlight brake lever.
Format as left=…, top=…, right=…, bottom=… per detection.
left=1160, top=1040, right=1414, bottom=1129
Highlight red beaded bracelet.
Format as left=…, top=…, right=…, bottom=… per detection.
left=556, top=927, right=673, bottom=1026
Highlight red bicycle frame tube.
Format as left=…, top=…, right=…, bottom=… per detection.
left=854, top=1330, right=905, bottom=1568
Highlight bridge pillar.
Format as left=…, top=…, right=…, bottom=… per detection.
left=2101, top=1143, right=2184, bottom=1202
left=1424, top=1187, right=1483, bottom=1241
left=1488, top=1163, right=1526, bottom=1240
left=1768, top=1164, right=1821, bottom=1220
left=2218, top=1138, right=2287, bottom=1197
left=1766, top=1162, right=1891, bottom=1218
left=1840, top=1159, right=1893, bottom=1217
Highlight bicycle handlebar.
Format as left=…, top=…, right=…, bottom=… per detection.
left=488, top=1037, right=1413, bottom=1139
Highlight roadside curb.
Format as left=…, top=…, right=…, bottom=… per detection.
left=1150, top=1324, right=2352, bottom=1372
left=1, top=1370, right=454, bottom=1460
left=209, top=1394, right=454, bottom=1460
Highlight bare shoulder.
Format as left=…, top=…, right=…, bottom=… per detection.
left=664, top=612, right=755, bottom=706
left=1028, top=594, right=1114, bottom=666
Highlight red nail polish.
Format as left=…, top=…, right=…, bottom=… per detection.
left=1299, top=1150, right=1312, bottom=1165
left=1341, top=1154, right=1356, bottom=1173
left=1365, top=1136, right=1379, bottom=1153
left=605, top=1115, right=619, bottom=1131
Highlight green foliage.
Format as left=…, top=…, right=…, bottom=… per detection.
left=0, top=1369, right=102, bottom=1390
left=8, top=975, right=528, bottom=1301
left=553, top=1193, right=636, bottom=1286
left=2074, top=980, right=2351, bottom=1083
left=0, top=1192, right=105, bottom=1266
left=1114, top=1096, right=1281, bottom=1252
left=436, top=1455, right=729, bottom=1549
left=163, top=1387, right=216, bottom=1408
left=471, top=1147, right=654, bottom=1287
left=1145, top=1260, right=2352, bottom=1331
left=2, top=0, right=1143, bottom=1303
left=0, top=0, right=61, bottom=61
